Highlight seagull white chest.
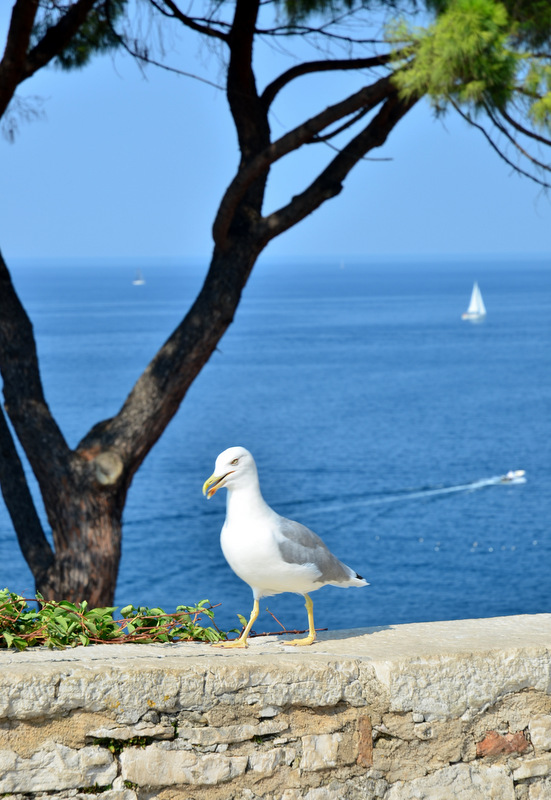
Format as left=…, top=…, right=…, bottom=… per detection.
left=220, top=500, right=281, bottom=587
left=219, top=490, right=327, bottom=597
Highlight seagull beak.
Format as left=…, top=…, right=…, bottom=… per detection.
left=202, top=471, right=234, bottom=499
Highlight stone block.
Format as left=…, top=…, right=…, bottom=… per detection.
left=301, top=733, right=342, bottom=772
left=529, top=716, right=551, bottom=752
left=120, top=742, right=248, bottom=786
left=0, top=742, right=116, bottom=793
left=205, top=659, right=366, bottom=710
left=528, top=777, right=551, bottom=799
left=283, top=789, right=343, bottom=800
left=176, top=718, right=288, bottom=746
left=87, top=722, right=174, bottom=741
left=513, top=755, right=551, bottom=781
left=386, top=763, right=515, bottom=800
left=380, top=649, right=551, bottom=722
left=247, top=746, right=296, bottom=776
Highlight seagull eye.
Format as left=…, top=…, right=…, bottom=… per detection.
left=231, top=458, right=239, bottom=466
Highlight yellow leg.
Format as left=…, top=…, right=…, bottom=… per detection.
left=212, top=598, right=259, bottom=648
left=285, top=594, right=317, bottom=646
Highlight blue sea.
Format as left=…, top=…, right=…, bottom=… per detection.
left=1, top=254, right=550, bottom=636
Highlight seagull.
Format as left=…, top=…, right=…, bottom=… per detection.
left=202, top=446, right=368, bottom=647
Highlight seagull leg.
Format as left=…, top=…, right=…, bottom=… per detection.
left=285, top=594, right=317, bottom=646
left=212, top=598, right=259, bottom=648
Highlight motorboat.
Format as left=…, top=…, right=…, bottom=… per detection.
left=499, top=470, right=526, bottom=484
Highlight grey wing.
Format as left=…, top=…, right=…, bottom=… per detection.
left=275, top=516, right=354, bottom=584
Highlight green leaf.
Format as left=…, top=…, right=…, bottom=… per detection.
left=0, top=589, right=229, bottom=649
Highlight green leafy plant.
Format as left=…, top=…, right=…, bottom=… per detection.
left=0, top=589, right=226, bottom=651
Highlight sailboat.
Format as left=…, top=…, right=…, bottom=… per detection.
left=461, top=281, right=486, bottom=321
left=132, top=269, right=145, bottom=286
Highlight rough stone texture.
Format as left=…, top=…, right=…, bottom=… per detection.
left=529, top=715, right=551, bottom=752
left=87, top=722, right=174, bottom=741
left=120, top=742, right=249, bottom=786
left=1, top=614, right=551, bottom=799
left=513, top=754, right=551, bottom=780
left=248, top=746, right=296, bottom=776
left=385, top=763, right=515, bottom=800
left=301, top=733, right=342, bottom=771
left=528, top=777, right=551, bottom=799
left=0, top=741, right=116, bottom=793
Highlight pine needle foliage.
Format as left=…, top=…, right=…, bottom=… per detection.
left=282, top=0, right=357, bottom=22
left=31, top=0, right=127, bottom=70
left=390, top=0, right=518, bottom=111
left=427, top=0, right=551, bottom=48
left=387, top=0, right=551, bottom=133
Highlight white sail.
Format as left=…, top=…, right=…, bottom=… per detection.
left=467, top=282, right=486, bottom=314
left=462, top=281, right=486, bottom=320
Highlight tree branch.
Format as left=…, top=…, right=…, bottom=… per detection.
left=107, top=22, right=225, bottom=90
left=226, top=0, right=268, bottom=160
left=153, top=0, right=230, bottom=42
left=0, top=0, right=38, bottom=117
left=256, top=23, right=387, bottom=45
left=23, top=0, right=98, bottom=79
left=258, top=91, right=418, bottom=243
left=0, top=251, right=71, bottom=488
left=77, top=242, right=260, bottom=474
left=0, top=405, right=54, bottom=583
left=451, top=100, right=551, bottom=189
left=483, top=103, right=551, bottom=175
left=261, top=54, right=392, bottom=109
left=213, top=74, right=395, bottom=247
left=500, top=106, right=551, bottom=148
left=311, top=104, right=372, bottom=142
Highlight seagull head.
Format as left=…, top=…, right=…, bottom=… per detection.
left=202, top=446, right=258, bottom=499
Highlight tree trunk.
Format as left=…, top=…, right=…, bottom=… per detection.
left=1, top=239, right=263, bottom=605
left=36, top=489, right=124, bottom=606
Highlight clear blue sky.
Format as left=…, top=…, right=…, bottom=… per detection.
left=1, top=5, right=550, bottom=262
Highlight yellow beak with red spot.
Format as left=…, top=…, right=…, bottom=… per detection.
left=202, top=471, right=235, bottom=499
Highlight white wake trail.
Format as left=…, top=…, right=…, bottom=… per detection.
left=309, top=474, right=525, bottom=516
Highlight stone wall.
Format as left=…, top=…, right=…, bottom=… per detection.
left=1, top=614, right=551, bottom=800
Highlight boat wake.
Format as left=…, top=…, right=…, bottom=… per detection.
left=307, top=471, right=526, bottom=516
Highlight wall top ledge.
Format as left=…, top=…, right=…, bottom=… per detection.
left=1, top=612, right=550, bottom=668
left=1, top=614, right=551, bottom=722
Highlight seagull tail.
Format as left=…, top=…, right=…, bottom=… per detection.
left=338, top=569, right=369, bottom=588
left=353, top=572, right=369, bottom=587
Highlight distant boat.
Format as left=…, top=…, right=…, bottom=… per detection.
left=461, top=281, right=486, bottom=321
left=499, top=470, right=526, bottom=485
left=132, top=269, right=145, bottom=286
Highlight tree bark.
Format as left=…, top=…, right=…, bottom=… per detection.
left=35, top=473, right=125, bottom=606
left=0, top=405, right=54, bottom=585
left=0, top=0, right=38, bottom=118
